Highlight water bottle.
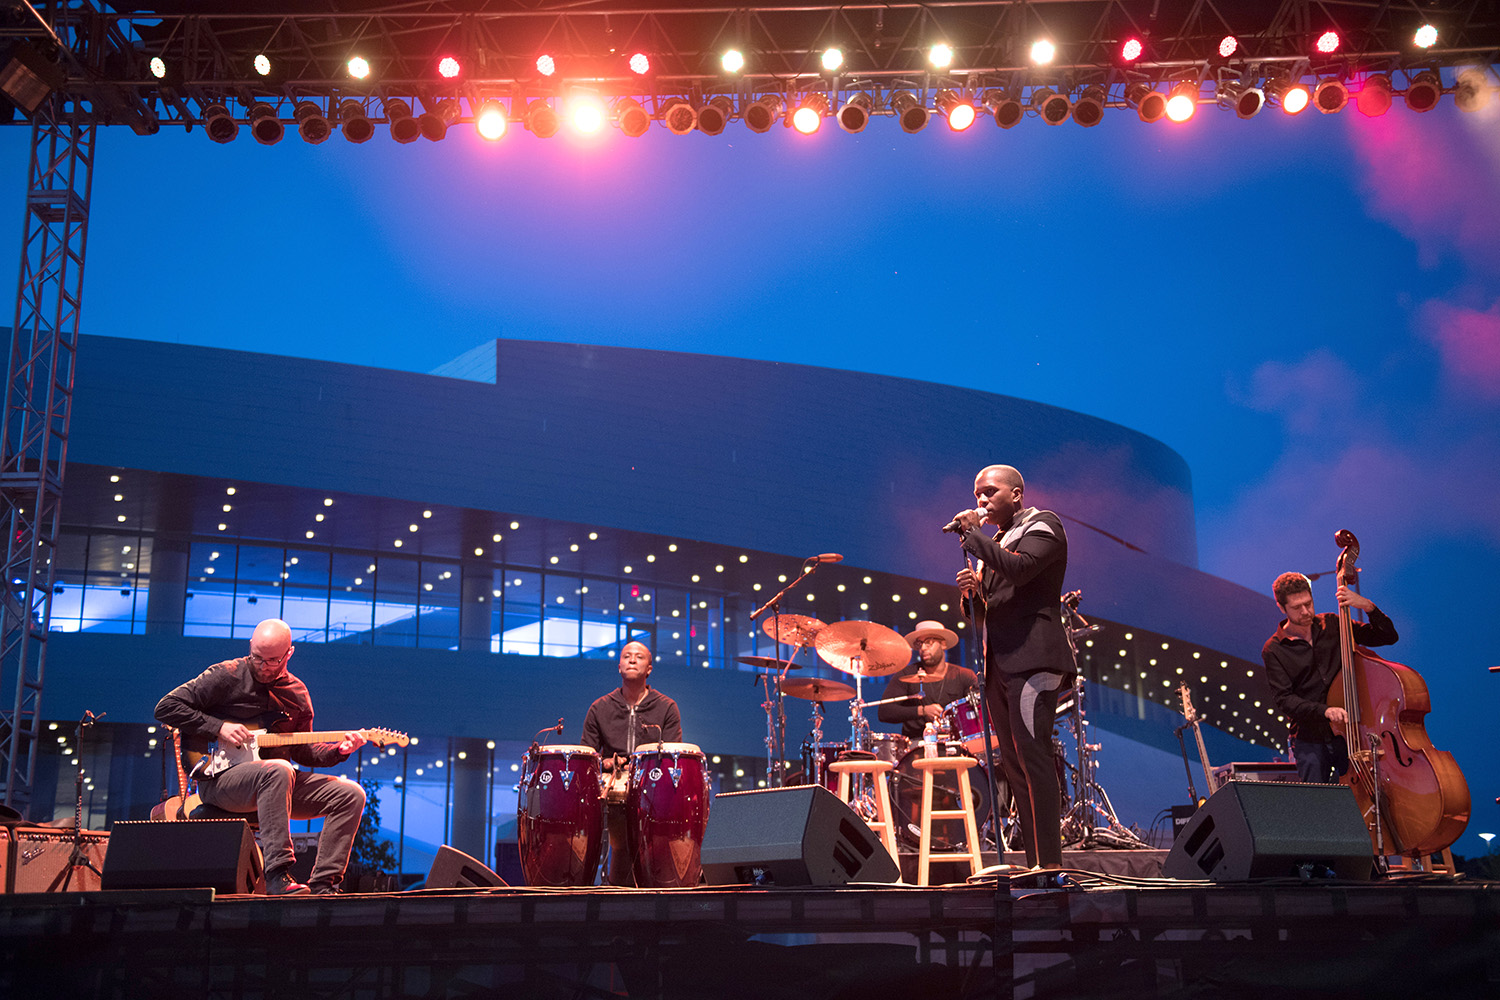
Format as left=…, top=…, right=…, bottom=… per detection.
left=922, top=721, right=937, bottom=759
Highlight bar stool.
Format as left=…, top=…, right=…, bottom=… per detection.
left=911, top=754, right=984, bottom=886
left=826, top=758, right=901, bottom=867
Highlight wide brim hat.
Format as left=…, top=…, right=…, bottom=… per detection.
left=904, top=620, right=958, bottom=649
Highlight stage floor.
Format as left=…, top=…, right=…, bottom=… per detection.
left=3, top=864, right=1497, bottom=1000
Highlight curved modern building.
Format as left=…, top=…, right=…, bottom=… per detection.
left=30, top=334, right=1279, bottom=873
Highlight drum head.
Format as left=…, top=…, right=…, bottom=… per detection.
left=633, top=742, right=702, bottom=757
left=889, top=747, right=1009, bottom=852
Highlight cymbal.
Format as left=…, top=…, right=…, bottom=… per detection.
left=760, top=613, right=826, bottom=648
left=738, top=655, right=801, bottom=671
left=814, top=620, right=912, bottom=677
left=781, top=677, right=856, bottom=702
left=897, top=669, right=943, bottom=684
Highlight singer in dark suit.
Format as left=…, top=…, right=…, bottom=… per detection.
left=952, top=464, right=1073, bottom=869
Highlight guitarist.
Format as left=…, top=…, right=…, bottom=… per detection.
left=1262, top=572, right=1398, bottom=785
left=155, top=618, right=368, bottom=896
left=580, top=641, right=682, bottom=886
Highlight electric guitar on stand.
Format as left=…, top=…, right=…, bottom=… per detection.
left=1177, top=684, right=1219, bottom=801
left=150, top=727, right=202, bottom=821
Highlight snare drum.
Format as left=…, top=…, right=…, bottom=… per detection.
left=626, top=742, right=711, bottom=888
left=800, top=740, right=849, bottom=792
left=516, top=745, right=604, bottom=887
left=943, top=692, right=1000, bottom=753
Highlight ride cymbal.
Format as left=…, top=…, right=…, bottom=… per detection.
left=814, top=620, right=912, bottom=677
left=760, top=613, right=826, bottom=648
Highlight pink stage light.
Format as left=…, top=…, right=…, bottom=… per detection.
left=1219, top=36, right=1239, bottom=59
left=438, top=56, right=461, bottom=79
left=628, top=53, right=650, bottom=75
left=1121, top=38, right=1143, bottom=63
left=536, top=54, right=556, bottom=77
left=1315, top=31, right=1340, bottom=54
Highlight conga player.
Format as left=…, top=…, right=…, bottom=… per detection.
left=580, top=641, right=682, bottom=886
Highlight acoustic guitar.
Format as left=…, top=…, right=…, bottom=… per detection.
left=150, top=727, right=202, bottom=821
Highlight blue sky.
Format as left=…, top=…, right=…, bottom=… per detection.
left=3, top=98, right=1498, bottom=851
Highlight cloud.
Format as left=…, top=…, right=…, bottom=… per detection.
left=1228, top=347, right=1364, bottom=437
left=1420, top=298, right=1500, bottom=401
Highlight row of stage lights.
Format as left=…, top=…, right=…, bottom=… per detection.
left=199, top=64, right=1493, bottom=146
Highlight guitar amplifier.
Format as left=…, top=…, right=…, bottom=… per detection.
left=1212, top=762, right=1299, bottom=785
left=4, top=824, right=109, bottom=893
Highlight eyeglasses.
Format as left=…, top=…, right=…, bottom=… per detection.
left=250, top=649, right=292, bottom=667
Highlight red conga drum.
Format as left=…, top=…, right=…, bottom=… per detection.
left=516, top=745, right=603, bottom=887
left=626, top=742, right=711, bottom=888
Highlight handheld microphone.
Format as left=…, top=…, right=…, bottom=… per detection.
left=943, top=509, right=985, bottom=534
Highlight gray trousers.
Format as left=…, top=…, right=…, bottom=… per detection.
left=202, top=759, right=367, bottom=886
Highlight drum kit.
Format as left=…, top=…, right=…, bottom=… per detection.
left=516, top=740, right=711, bottom=888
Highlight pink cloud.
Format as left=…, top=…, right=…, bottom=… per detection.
left=1231, top=348, right=1363, bottom=437
left=1420, top=298, right=1500, bottom=400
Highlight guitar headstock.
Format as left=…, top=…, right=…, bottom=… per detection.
left=361, top=728, right=410, bottom=748
left=1178, top=683, right=1198, bottom=722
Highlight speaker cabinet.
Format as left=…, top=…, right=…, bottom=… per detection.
left=425, top=845, right=507, bottom=889
left=700, top=785, right=900, bottom=886
left=101, top=819, right=263, bottom=894
left=1163, top=782, right=1373, bottom=882
left=5, top=825, right=109, bottom=893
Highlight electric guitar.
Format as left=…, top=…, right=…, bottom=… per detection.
left=1177, top=684, right=1219, bottom=799
left=195, top=727, right=408, bottom=778
left=150, top=727, right=202, bottom=821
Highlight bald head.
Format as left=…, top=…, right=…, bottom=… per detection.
left=249, top=618, right=294, bottom=682
left=974, top=464, right=1027, bottom=528
left=977, top=465, right=1025, bottom=494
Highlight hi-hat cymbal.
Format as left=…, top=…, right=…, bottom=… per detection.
left=814, top=620, right=912, bottom=677
left=781, top=677, right=856, bottom=702
left=897, top=669, right=943, bottom=684
left=737, top=655, right=802, bottom=671
left=760, top=613, right=826, bottom=648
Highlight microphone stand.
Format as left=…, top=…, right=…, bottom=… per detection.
left=750, top=559, right=827, bottom=788
left=955, top=542, right=1011, bottom=860
left=51, top=710, right=106, bottom=891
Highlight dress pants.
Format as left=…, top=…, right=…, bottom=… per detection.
left=986, top=668, right=1069, bottom=868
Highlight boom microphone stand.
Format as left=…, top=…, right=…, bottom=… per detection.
left=50, top=710, right=106, bottom=891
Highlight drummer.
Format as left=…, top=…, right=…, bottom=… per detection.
left=581, top=640, right=683, bottom=886
left=878, top=620, right=978, bottom=739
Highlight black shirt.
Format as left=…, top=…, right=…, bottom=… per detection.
left=877, top=663, right=979, bottom=738
left=1262, top=608, right=1398, bottom=742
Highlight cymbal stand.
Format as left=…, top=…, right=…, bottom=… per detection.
left=1057, top=600, right=1147, bottom=849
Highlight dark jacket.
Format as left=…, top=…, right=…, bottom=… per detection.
left=1263, top=608, right=1398, bottom=741
left=580, top=687, right=683, bottom=757
left=961, top=507, right=1073, bottom=678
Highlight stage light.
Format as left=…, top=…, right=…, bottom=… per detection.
left=744, top=94, right=783, bottom=133
left=1072, top=86, right=1105, bottom=127
left=890, top=90, right=929, bottom=132
left=929, top=43, right=954, bottom=69
left=536, top=54, right=556, bottom=77
left=1125, top=83, right=1166, bottom=123
left=438, top=56, right=461, bottom=79
left=661, top=97, right=697, bottom=134
left=253, top=54, right=271, bottom=77
left=1414, top=24, right=1438, bottom=49
left=983, top=89, right=1023, bottom=128
left=1120, top=38, right=1143, bottom=63
left=722, top=49, right=745, bottom=73
left=1, top=42, right=65, bottom=114
left=419, top=99, right=459, bottom=140
left=1164, top=83, right=1196, bottom=122
left=1030, top=39, right=1055, bottom=65
left=821, top=48, right=843, bottom=72
left=202, top=103, right=238, bottom=143
left=248, top=103, right=283, bottom=145
left=1356, top=74, right=1392, bottom=116
left=1406, top=71, right=1441, bottom=112
left=934, top=89, right=975, bottom=131
left=1032, top=87, right=1071, bottom=125
left=1271, top=80, right=1309, bottom=115
left=1314, top=78, right=1348, bottom=114
left=294, top=101, right=330, bottom=143
left=385, top=99, right=420, bottom=143
left=572, top=98, right=605, bottom=134
left=697, top=95, right=734, bottom=135
left=837, top=93, right=871, bottom=133
left=1218, top=35, right=1239, bottom=59
left=614, top=97, right=651, bottom=137
left=1455, top=69, right=1492, bottom=113
left=347, top=56, right=370, bottom=79
left=338, top=99, right=373, bottom=142
left=792, top=94, right=828, bottom=134
left=1315, top=31, right=1340, bottom=55
left=149, top=56, right=166, bottom=79
left=628, top=53, right=650, bottom=75
left=1217, top=82, right=1264, bottom=119
left=526, top=99, right=560, bottom=136
left=476, top=100, right=507, bottom=140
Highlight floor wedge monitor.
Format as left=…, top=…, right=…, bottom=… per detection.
left=701, top=784, right=900, bottom=886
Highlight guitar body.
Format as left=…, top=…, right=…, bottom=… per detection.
left=149, top=792, right=203, bottom=822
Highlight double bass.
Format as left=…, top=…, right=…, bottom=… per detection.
left=1326, top=529, right=1469, bottom=858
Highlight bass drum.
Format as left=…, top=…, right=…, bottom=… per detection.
left=889, top=747, right=1010, bottom=852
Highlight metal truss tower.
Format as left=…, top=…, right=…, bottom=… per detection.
left=0, top=97, right=94, bottom=813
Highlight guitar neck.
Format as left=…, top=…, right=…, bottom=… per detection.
left=257, top=730, right=356, bottom=747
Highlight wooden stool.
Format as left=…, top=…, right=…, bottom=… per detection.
left=827, top=758, right=901, bottom=867
left=911, top=754, right=984, bottom=886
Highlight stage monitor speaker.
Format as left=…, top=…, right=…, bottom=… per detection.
left=5, top=825, right=109, bottom=893
left=1162, top=781, right=1373, bottom=882
left=101, top=819, right=262, bottom=894
left=700, top=784, right=900, bottom=886
left=426, top=845, right=507, bottom=889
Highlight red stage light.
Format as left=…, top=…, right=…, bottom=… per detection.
left=437, top=56, right=460, bottom=79
left=1121, top=38, right=1143, bottom=62
left=628, top=52, right=650, bottom=75
left=1219, top=36, right=1239, bottom=59
left=536, top=54, right=556, bottom=77
left=1315, top=31, right=1340, bottom=54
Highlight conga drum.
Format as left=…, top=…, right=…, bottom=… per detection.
left=625, top=742, right=711, bottom=888
left=516, top=745, right=603, bottom=887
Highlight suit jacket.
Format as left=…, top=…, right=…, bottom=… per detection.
left=961, top=508, right=1073, bottom=678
